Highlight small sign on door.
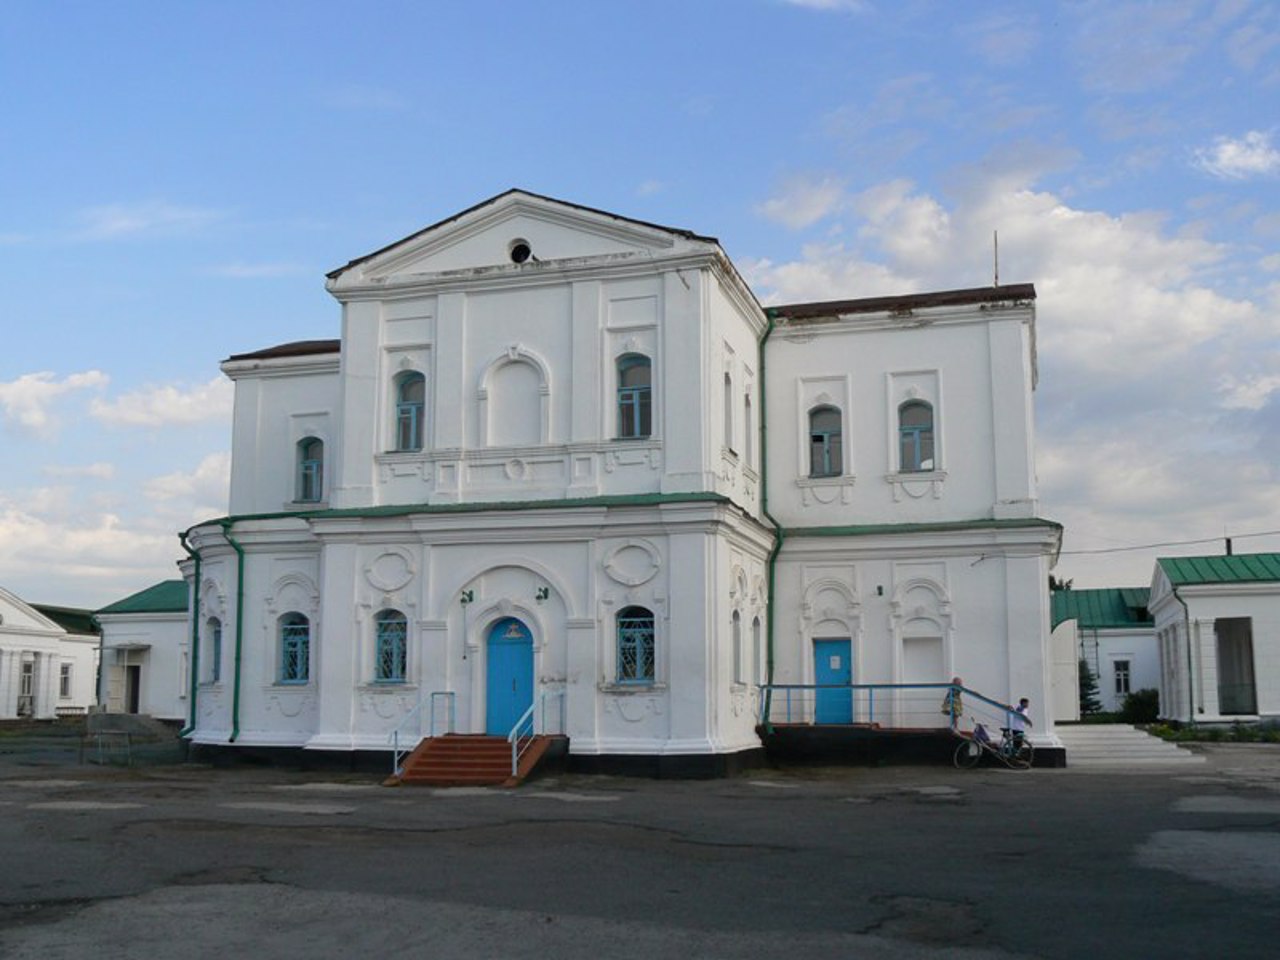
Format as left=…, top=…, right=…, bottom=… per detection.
left=830, top=656, right=841, bottom=669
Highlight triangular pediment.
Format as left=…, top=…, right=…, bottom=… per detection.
left=0, top=585, right=64, bottom=639
left=328, top=189, right=717, bottom=288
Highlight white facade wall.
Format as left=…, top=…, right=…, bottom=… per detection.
left=1077, top=625, right=1160, bottom=713
left=1150, top=571, right=1280, bottom=722
left=97, top=611, right=190, bottom=722
left=0, top=588, right=96, bottom=719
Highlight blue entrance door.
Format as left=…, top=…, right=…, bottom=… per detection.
left=814, top=638, right=852, bottom=724
left=486, top=618, right=534, bottom=736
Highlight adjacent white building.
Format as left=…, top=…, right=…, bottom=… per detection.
left=1051, top=587, right=1158, bottom=714
left=0, top=587, right=98, bottom=718
left=96, top=581, right=190, bottom=723
left=1149, top=553, right=1280, bottom=724
left=180, top=190, right=1062, bottom=771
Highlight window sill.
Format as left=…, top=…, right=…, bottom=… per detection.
left=285, top=499, right=327, bottom=511
left=797, top=474, right=852, bottom=487
left=599, top=681, right=666, bottom=694
left=358, top=682, right=416, bottom=692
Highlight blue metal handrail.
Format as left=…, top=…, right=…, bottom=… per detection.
left=507, top=689, right=566, bottom=777
left=758, top=682, right=1023, bottom=731
left=389, top=690, right=456, bottom=776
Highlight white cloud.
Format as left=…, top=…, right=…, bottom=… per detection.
left=43, top=462, right=116, bottom=480
left=143, top=452, right=231, bottom=507
left=636, top=180, right=665, bottom=197
left=1194, top=131, right=1280, bottom=179
left=90, top=377, right=233, bottom=428
left=74, top=201, right=224, bottom=240
left=0, top=370, right=109, bottom=432
left=1219, top=373, right=1280, bottom=410
left=757, top=176, right=848, bottom=230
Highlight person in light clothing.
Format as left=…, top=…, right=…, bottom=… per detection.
left=1010, top=697, right=1032, bottom=745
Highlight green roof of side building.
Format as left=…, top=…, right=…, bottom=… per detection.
left=1157, top=553, right=1280, bottom=587
left=31, top=604, right=100, bottom=636
left=97, top=580, right=189, bottom=615
left=1051, top=587, right=1151, bottom=630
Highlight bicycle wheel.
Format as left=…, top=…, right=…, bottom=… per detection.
left=1009, top=740, right=1034, bottom=770
left=953, top=739, right=982, bottom=769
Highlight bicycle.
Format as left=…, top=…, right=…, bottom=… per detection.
left=952, top=719, right=1034, bottom=770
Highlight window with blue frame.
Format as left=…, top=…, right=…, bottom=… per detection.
left=616, top=354, right=651, bottom=439
left=296, top=437, right=323, bottom=502
left=395, top=372, right=426, bottom=451
left=898, top=400, right=935, bottom=472
left=374, top=609, right=408, bottom=682
left=279, top=612, right=310, bottom=684
left=808, top=405, right=843, bottom=477
left=206, top=617, right=222, bottom=683
left=617, top=606, right=655, bottom=684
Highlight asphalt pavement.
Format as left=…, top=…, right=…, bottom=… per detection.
left=0, top=731, right=1277, bottom=959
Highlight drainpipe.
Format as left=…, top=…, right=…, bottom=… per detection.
left=759, top=311, right=784, bottom=729
left=218, top=519, right=246, bottom=743
left=178, top=530, right=202, bottom=737
left=1173, top=586, right=1196, bottom=724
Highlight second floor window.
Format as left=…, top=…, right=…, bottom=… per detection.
left=296, top=438, right=323, bottom=502
left=898, top=400, right=935, bottom=472
left=617, top=354, right=651, bottom=439
left=395, top=372, right=426, bottom=451
left=809, top=405, right=842, bottom=477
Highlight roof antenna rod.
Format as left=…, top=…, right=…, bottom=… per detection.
left=993, top=229, right=1000, bottom=287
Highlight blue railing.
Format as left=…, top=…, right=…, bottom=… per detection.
left=759, top=682, right=1024, bottom=733
left=389, top=690, right=456, bottom=776
left=508, top=689, right=566, bottom=777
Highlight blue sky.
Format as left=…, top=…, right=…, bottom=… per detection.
left=2, top=0, right=1278, bottom=607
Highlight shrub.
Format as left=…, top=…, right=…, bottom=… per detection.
left=1120, top=688, right=1160, bottom=724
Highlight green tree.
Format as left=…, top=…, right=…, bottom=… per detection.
left=1079, top=658, right=1103, bottom=716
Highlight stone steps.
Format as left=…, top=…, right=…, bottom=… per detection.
left=1055, top=723, right=1204, bottom=768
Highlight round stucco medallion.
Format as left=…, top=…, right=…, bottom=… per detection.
left=505, top=458, right=528, bottom=481
left=365, top=551, right=414, bottom=592
left=603, top=541, right=660, bottom=587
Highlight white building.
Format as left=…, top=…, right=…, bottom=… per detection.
left=0, top=587, right=98, bottom=718
left=96, top=581, right=190, bottom=723
left=1051, top=587, right=1158, bottom=714
left=181, top=190, right=1062, bottom=772
left=1150, top=553, right=1280, bottom=724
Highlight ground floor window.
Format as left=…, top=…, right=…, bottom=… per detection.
left=375, top=609, right=408, bottom=682
left=617, top=606, right=655, bottom=684
left=59, top=662, right=72, bottom=699
left=279, top=613, right=310, bottom=684
left=1113, top=659, right=1131, bottom=696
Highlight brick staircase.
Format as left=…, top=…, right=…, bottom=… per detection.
left=392, top=733, right=560, bottom=787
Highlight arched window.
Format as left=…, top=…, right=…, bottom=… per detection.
left=808, top=406, right=842, bottom=477
left=744, top=394, right=753, bottom=466
left=374, top=609, right=408, bottom=683
left=206, top=617, right=222, bottom=684
left=732, top=610, right=743, bottom=684
left=296, top=437, right=323, bottom=502
left=395, top=372, right=426, bottom=452
left=752, top=616, right=762, bottom=685
left=278, top=612, right=310, bottom=684
left=724, top=372, right=735, bottom=453
left=617, top=354, right=651, bottom=439
left=617, top=606, right=655, bottom=684
left=898, top=400, right=934, bottom=472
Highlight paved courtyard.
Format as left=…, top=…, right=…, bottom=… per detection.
left=1, top=734, right=1277, bottom=959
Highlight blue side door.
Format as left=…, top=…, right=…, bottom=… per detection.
left=486, top=618, right=534, bottom=736
left=814, top=638, right=852, bottom=724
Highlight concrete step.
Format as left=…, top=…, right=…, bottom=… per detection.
left=1055, top=724, right=1204, bottom=767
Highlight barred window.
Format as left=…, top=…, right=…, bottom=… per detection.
left=279, top=612, right=310, bottom=684
left=375, top=609, right=408, bottom=683
left=617, top=606, right=655, bottom=685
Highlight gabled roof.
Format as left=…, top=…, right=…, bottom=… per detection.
left=31, top=604, right=100, bottom=636
left=1051, top=587, right=1151, bottom=629
left=326, top=188, right=718, bottom=280
left=97, top=580, right=189, bottom=615
left=1157, top=553, right=1280, bottom=587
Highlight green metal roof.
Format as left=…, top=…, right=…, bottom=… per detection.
left=1157, top=553, right=1280, bottom=587
left=31, top=604, right=100, bottom=636
left=1051, top=587, right=1151, bottom=629
left=97, top=580, right=189, bottom=615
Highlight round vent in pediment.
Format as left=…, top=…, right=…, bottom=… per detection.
left=509, top=238, right=533, bottom=264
